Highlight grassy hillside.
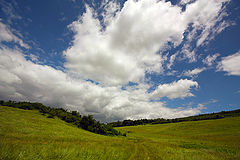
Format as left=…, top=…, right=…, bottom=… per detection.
left=0, top=100, right=124, bottom=136
left=1, top=105, right=240, bottom=160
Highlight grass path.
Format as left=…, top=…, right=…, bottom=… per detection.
left=0, top=105, right=240, bottom=160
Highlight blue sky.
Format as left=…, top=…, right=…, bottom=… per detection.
left=0, top=0, right=239, bottom=122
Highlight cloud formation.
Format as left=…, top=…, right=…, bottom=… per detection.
left=217, top=51, right=240, bottom=76
left=64, top=0, right=230, bottom=85
left=0, top=45, right=201, bottom=121
left=151, top=79, right=198, bottom=99
left=178, top=0, right=230, bottom=61
left=0, top=22, right=29, bottom=49
left=203, top=53, right=220, bottom=66
left=0, top=0, right=232, bottom=121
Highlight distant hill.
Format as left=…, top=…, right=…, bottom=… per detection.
left=1, top=105, right=240, bottom=159
left=109, top=108, right=240, bottom=127
left=0, top=100, right=125, bottom=136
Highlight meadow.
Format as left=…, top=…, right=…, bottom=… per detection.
left=0, top=105, right=240, bottom=160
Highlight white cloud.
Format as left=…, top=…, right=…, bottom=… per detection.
left=183, top=67, right=206, bottom=77
left=150, top=79, right=198, bottom=99
left=64, top=6, right=146, bottom=86
left=101, top=0, right=120, bottom=26
left=64, top=0, right=229, bottom=85
left=184, top=0, right=230, bottom=47
left=167, top=53, right=178, bottom=69
left=166, top=70, right=178, bottom=76
left=179, top=0, right=194, bottom=5
left=179, top=0, right=230, bottom=61
left=0, top=22, right=29, bottom=49
left=0, top=46, right=114, bottom=116
left=180, top=44, right=197, bottom=62
left=217, top=51, right=240, bottom=76
left=28, top=54, right=39, bottom=62
left=203, top=53, right=220, bottom=66
left=0, top=46, right=202, bottom=121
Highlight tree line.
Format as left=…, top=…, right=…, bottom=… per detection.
left=109, top=109, right=240, bottom=127
left=0, top=100, right=126, bottom=136
left=2, top=100, right=239, bottom=130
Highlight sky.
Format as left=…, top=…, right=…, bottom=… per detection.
left=0, top=0, right=240, bottom=122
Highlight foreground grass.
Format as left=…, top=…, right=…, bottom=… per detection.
left=0, top=106, right=240, bottom=160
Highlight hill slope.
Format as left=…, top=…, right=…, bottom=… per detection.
left=0, top=105, right=240, bottom=160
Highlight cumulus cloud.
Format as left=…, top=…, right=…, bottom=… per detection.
left=0, top=46, right=113, bottom=117
left=150, top=79, right=198, bottom=99
left=183, top=67, right=206, bottom=77
left=0, top=46, right=202, bottom=121
left=217, top=51, right=240, bottom=76
left=64, top=0, right=229, bottom=85
left=203, top=53, right=220, bottom=66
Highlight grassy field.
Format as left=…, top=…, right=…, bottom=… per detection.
left=0, top=106, right=240, bottom=160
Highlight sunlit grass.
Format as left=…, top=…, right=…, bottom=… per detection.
left=0, top=105, right=240, bottom=160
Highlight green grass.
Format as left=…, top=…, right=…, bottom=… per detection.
left=0, top=106, right=240, bottom=160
